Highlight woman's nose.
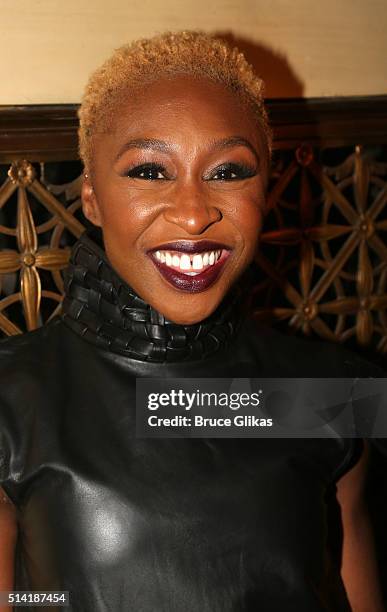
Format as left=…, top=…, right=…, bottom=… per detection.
left=162, top=185, right=222, bottom=235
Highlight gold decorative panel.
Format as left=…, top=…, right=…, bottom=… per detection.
left=0, top=160, right=85, bottom=335
left=253, top=144, right=387, bottom=354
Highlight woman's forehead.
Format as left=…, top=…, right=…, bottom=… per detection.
left=109, top=75, right=262, bottom=143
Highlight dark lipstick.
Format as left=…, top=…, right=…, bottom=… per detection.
left=147, top=241, right=232, bottom=293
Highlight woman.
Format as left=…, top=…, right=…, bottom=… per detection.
left=0, top=31, right=385, bottom=611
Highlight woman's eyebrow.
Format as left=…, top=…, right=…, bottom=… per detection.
left=209, top=136, right=259, bottom=161
left=115, top=136, right=259, bottom=162
left=115, top=138, right=172, bottom=161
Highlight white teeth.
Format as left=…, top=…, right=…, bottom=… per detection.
left=180, top=254, right=191, bottom=270
left=153, top=248, right=224, bottom=272
left=192, top=254, right=203, bottom=270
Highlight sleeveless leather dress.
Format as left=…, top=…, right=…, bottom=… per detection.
left=0, top=227, right=383, bottom=611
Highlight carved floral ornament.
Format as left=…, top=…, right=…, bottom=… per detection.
left=0, top=160, right=84, bottom=335
left=0, top=147, right=386, bottom=353
left=254, top=144, right=387, bottom=352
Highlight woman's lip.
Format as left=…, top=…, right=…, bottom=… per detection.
left=149, top=249, right=231, bottom=293
left=147, top=240, right=231, bottom=255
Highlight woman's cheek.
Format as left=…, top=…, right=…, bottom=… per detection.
left=238, top=199, right=263, bottom=238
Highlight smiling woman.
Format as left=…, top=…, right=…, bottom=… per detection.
left=0, top=31, right=385, bottom=612
left=80, top=61, right=270, bottom=324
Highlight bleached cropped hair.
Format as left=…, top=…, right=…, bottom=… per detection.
left=78, top=30, right=272, bottom=173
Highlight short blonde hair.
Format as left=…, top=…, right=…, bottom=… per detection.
left=78, top=30, right=272, bottom=174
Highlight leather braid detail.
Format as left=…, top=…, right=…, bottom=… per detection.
left=60, top=228, right=246, bottom=363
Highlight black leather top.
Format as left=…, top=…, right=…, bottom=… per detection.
left=0, top=228, right=383, bottom=611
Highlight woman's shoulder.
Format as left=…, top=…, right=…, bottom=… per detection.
left=0, top=317, right=63, bottom=369
left=0, top=317, right=73, bottom=489
left=237, top=316, right=385, bottom=378
left=0, top=318, right=66, bottom=441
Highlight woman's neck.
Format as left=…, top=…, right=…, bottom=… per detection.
left=60, top=226, right=251, bottom=363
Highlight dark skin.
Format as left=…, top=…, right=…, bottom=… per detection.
left=0, top=75, right=384, bottom=611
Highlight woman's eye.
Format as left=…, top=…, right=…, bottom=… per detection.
left=127, top=164, right=167, bottom=180
left=209, top=163, right=256, bottom=181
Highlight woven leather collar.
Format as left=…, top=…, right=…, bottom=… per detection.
left=60, top=227, right=248, bottom=363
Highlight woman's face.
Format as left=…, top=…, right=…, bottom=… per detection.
left=82, top=75, right=267, bottom=324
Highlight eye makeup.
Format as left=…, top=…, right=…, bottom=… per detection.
left=206, top=162, right=257, bottom=181
left=126, top=162, right=170, bottom=180
left=122, top=160, right=258, bottom=181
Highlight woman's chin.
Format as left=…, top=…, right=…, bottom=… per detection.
left=150, top=293, right=225, bottom=325
left=165, top=313, right=210, bottom=325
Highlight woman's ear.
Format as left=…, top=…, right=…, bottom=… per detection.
left=81, top=174, right=102, bottom=227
